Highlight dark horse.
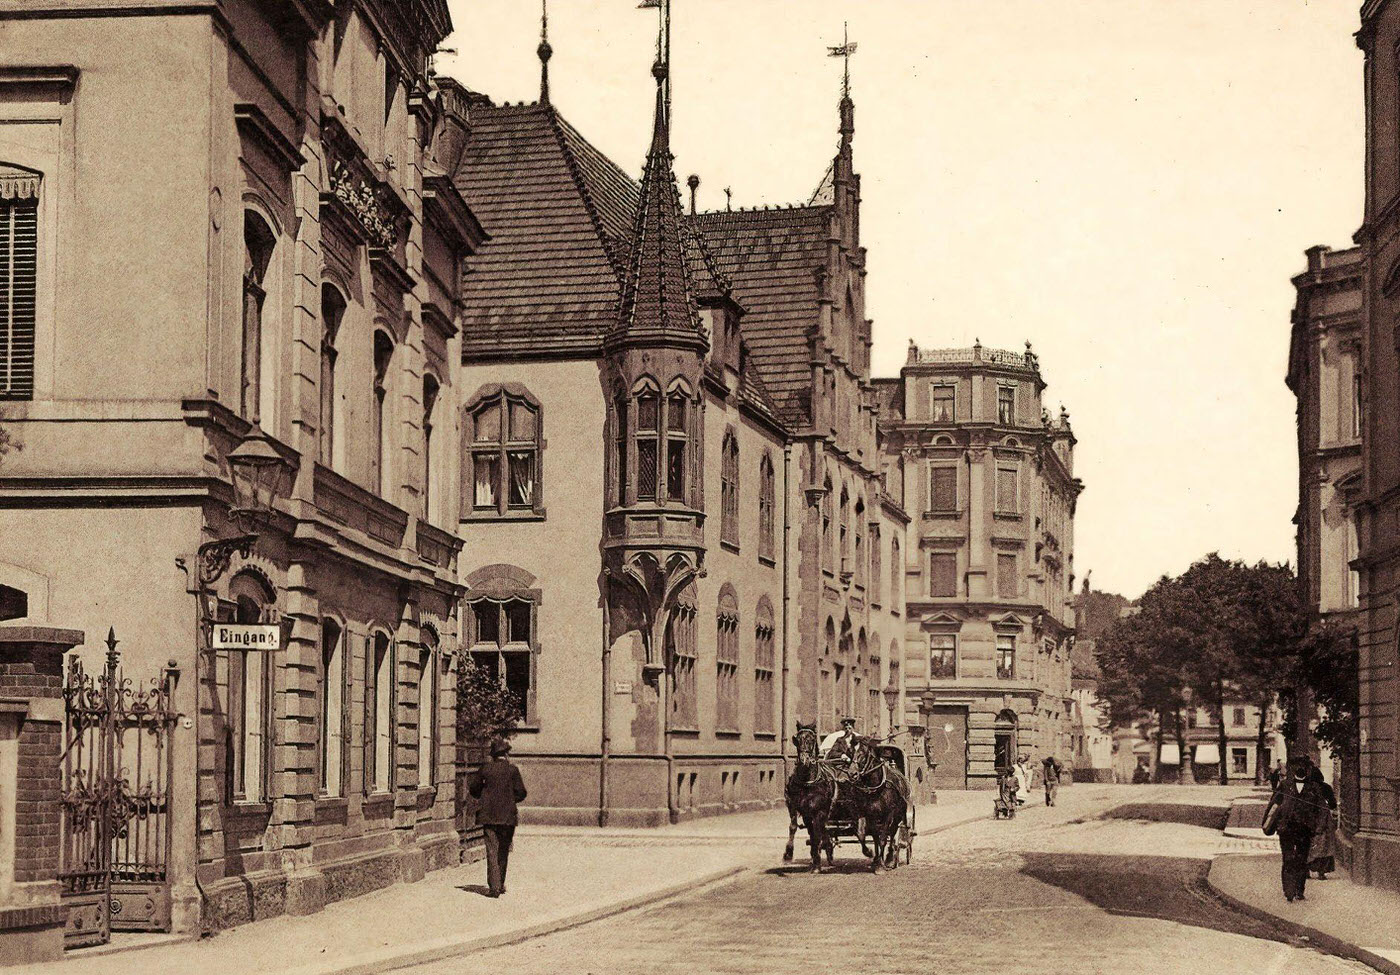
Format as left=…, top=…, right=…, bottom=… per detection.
left=782, top=722, right=908, bottom=873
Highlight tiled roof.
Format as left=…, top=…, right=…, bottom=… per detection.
left=615, top=78, right=702, bottom=341
left=453, top=100, right=639, bottom=356
left=690, top=206, right=833, bottom=426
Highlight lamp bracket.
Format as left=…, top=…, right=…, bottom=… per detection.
left=197, top=533, right=257, bottom=587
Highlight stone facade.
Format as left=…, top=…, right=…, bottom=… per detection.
left=0, top=0, right=476, bottom=934
left=876, top=342, right=1081, bottom=790
left=1347, top=0, right=1400, bottom=896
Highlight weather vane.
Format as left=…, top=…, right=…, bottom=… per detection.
left=827, top=21, right=858, bottom=99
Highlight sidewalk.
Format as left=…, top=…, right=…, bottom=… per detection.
left=1208, top=854, right=1400, bottom=975
left=30, top=794, right=989, bottom=975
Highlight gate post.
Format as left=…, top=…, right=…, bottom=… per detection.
left=0, top=624, right=82, bottom=966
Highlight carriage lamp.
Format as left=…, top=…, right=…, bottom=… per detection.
left=883, top=682, right=900, bottom=731
left=191, top=426, right=294, bottom=588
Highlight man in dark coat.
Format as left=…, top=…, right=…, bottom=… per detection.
left=468, top=737, right=527, bottom=898
left=1263, top=757, right=1330, bottom=902
left=1041, top=755, right=1063, bottom=806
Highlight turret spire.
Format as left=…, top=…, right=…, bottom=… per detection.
left=537, top=0, right=553, bottom=104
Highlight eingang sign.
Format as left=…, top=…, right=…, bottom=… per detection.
left=213, top=624, right=281, bottom=651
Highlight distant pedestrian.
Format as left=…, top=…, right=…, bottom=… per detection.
left=468, top=737, right=527, bottom=898
left=1307, top=766, right=1338, bottom=880
left=1268, top=760, right=1284, bottom=791
left=1262, top=757, right=1330, bottom=902
left=1131, top=761, right=1150, bottom=785
left=1041, top=755, right=1063, bottom=806
left=1012, top=754, right=1033, bottom=806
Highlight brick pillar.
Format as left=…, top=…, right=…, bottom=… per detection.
left=0, top=625, right=83, bottom=966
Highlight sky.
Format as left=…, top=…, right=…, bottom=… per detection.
left=438, top=0, right=1365, bottom=599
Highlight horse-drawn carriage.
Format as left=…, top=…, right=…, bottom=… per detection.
left=784, top=726, right=929, bottom=873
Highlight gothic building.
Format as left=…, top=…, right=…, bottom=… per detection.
left=875, top=342, right=1081, bottom=790
left=448, top=34, right=908, bottom=825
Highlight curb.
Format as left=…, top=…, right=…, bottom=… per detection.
left=1205, top=854, right=1400, bottom=975
left=278, top=864, right=750, bottom=975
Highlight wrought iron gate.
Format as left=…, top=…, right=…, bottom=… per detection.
left=59, top=630, right=178, bottom=948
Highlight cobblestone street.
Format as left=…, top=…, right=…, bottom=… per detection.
left=409, top=788, right=1369, bottom=975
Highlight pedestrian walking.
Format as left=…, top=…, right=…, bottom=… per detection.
left=1041, top=755, right=1063, bottom=806
left=1268, top=760, right=1284, bottom=791
left=468, top=737, right=527, bottom=898
left=1262, top=757, right=1331, bottom=902
left=1307, top=765, right=1338, bottom=880
left=1012, top=754, right=1033, bottom=806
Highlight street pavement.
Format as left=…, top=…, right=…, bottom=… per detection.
left=408, top=785, right=1369, bottom=975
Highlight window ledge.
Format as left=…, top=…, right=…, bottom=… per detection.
left=672, top=726, right=700, bottom=736
left=462, top=509, right=547, bottom=523
left=758, top=553, right=776, bottom=568
left=715, top=728, right=742, bottom=738
left=993, top=511, right=1023, bottom=521
left=923, top=509, right=963, bottom=519
left=754, top=731, right=778, bottom=741
left=720, top=538, right=740, bottom=554
left=227, top=800, right=272, bottom=817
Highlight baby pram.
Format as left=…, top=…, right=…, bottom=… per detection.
left=993, top=769, right=1018, bottom=819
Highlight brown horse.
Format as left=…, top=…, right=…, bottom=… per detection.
left=783, top=724, right=907, bottom=873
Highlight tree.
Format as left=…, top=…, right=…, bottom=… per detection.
left=456, top=653, right=522, bottom=748
left=1292, top=617, right=1359, bottom=760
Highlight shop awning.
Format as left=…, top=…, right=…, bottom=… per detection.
left=1193, top=743, right=1221, bottom=766
left=1158, top=742, right=1180, bottom=765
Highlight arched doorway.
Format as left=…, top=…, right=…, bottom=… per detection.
left=994, top=708, right=1019, bottom=772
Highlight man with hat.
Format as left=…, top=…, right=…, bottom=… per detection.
left=820, top=717, right=861, bottom=766
left=468, top=737, right=528, bottom=898
left=1262, top=756, right=1331, bottom=902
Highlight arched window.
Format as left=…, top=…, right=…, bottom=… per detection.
left=0, top=165, right=39, bottom=401
left=372, top=330, right=395, bottom=497
left=467, top=384, right=543, bottom=517
left=242, top=211, right=276, bottom=421
left=758, top=453, right=775, bottom=561
left=667, top=583, right=698, bottom=730
left=467, top=591, right=538, bottom=725
left=613, top=391, right=628, bottom=505
left=225, top=571, right=274, bottom=803
left=754, top=597, right=776, bottom=735
left=319, top=284, right=345, bottom=467
left=635, top=385, right=659, bottom=502
left=821, top=475, right=834, bottom=574
left=720, top=431, right=739, bottom=546
left=666, top=386, right=689, bottom=502
left=856, top=629, right=869, bottom=732
left=418, top=626, right=439, bottom=788
left=821, top=618, right=836, bottom=733
left=422, top=374, right=440, bottom=522
left=870, top=523, right=882, bottom=605
left=890, top=536, right=901, bottom=610
left=365, top=631, right=394, bottom=794
left=319, top=617, right=346, bottom=797
left=867, top=632, right=882, bottom=734
left=716, top=587, right=740, bottom=732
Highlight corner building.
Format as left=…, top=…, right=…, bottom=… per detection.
left=448, top=45, right=909, bottom=824
left=876, top=342, right=1081, bottom=790
left=0, top=0, right=478, bottom=934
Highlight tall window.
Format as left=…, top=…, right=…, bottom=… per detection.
left=225, top=573, right=273, bottom=803
left=614, top=393, right=628, bottom=505
left=930, top=466, right=957, bottom=512
left=890, top=537, right=901, bottom=610
left=866, top=643, right=882, bottom=732
left=996, top=633, right=1016, bottom=680
left=319, top=618, right=346, bottom=797
left=319, top=284, right=345, bottom=467
left=869, top=524, right=882, bottom=603
left=667, top=389, right=688, bottom=502
left=758, top=453, right=776, bottom=561
left=1352, top=372, right=1363, bottom=439
left=636, top=390, right=659, bottom=501
left=997, top=385, right=1015, bottom=425
left=372, top=330, right=394, bottom=497
left=997, top=552, right=1018, bottom=598
left=754, top=599, right=776, bottom=735
left=821, top=475, right=834, bottom=573
left=721, top=432, right=739, bottom=545
left=930, top=551, right=958, bottom=598
left=716, top=589, right=740, bottom=732
left=468, top=597, right=536, bottom=723
left=668, top=587, right=698, bottom=730
left=242, top=212, right=276, bottom=420
left=422, top=375, right=440, bottom=521
left=930, top=633, right=957, bottom=679
left=418, top=630, right=438, bottom=788
left=0, top=170, right=39, bottom=401
left=365, top=632, right=393, bottom=794
left=1231, top=747, right=1249, bottom=776
left=1231, top=706, right=1246, bottom=728
left=839, top=485, right=850, bottom=576
left=854, top=499, right=865, bottom=587
left=996, top=466, right=1019, bottom=514
left=468, top=386, right=542, bottom=516
left=931, top=384, right=954, bottom=422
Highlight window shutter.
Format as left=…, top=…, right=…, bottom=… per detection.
left=930, top=552, right=957, bottom=598
left=996, top=468, right=1018, bottom=512
left=930, top=467, right=957, bottom=511
left=997, top=553, right=1018, bottom=598
left=363, top=634, right=375, bottom=795
left=0, top=197, right=38, bottom=401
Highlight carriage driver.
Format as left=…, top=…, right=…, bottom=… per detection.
left=820, top=717, right=861, bottom=766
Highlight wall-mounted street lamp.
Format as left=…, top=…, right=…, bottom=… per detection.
left=194, top=427, right=294, bottom=589
left=883, top=681, right=900, bottom=733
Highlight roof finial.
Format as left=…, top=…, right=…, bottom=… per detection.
left=538, top=0, right=553, bottom=104
left=724, top=186, right=732, bottom=211
left=827, top=21, right=858, bottom=102
left=687, top=174, right=699, bottom=215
